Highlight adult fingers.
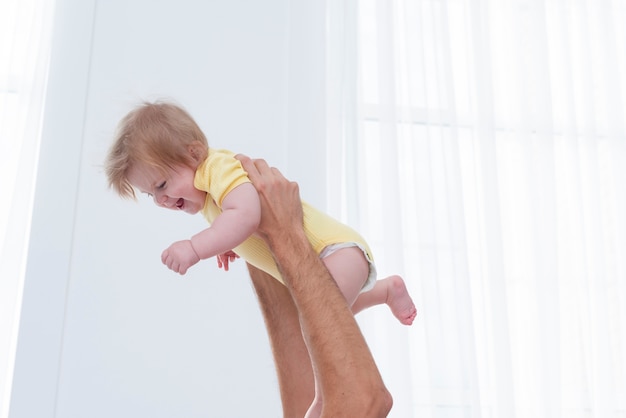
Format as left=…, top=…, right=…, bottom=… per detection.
left=235, top=153, right=277, bottom=182
left=251, top=158, right=272, bottom=174
left=235, top=154, right=259, bottom=178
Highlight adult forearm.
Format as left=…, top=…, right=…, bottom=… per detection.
left=233, top=155, right=392, bottom=415
left=246, top=263, right=315, bottom=417
left=265, top=228, right=320, bottom=295
left=266, top=228, right=382, bottom=388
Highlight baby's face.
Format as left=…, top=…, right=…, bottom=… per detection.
left=127, top=164, right=206, bottom=214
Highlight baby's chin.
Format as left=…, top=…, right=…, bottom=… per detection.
left=183, top=204, right=202, bottom=215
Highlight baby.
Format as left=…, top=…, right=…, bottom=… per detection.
left=104, top=101, right=416, bottom=325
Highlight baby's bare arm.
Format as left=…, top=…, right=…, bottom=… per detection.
left=161, top=183, right=260, bottom=275
left=190, top=182, right=260, bottom=259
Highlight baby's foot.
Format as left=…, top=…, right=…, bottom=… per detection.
left=386, top=276, right=417, bottom=325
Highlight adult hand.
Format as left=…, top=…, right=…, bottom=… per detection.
left=235, top=154, right=304, bottom=244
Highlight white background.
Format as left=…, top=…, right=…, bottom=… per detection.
left=9, top=1, right=327, bottom=417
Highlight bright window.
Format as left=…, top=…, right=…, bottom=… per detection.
left=0, top=1, right=55, bottom=416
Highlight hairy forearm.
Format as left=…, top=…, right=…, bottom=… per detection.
left=265, top=227, right=352, bottom=324
left=266, top=228, right=379, bottom=380
left=269, top=230, right=391, bottom=416
left=234, top=155, right=392, bottom=415
left=265, top=227, right=315, bottom=292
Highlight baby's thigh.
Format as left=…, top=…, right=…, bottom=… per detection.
left=321, top=246, right=370, bottom=306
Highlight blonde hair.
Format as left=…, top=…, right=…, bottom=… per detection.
left=105, top=101, right=209, bottom=199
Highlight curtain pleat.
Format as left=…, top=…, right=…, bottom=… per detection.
left=327, top=0, right=626, bottom=417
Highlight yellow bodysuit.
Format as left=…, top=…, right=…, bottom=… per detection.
left=193, top=149, right=375, bottom=285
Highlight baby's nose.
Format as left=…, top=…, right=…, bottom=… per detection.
left=155, top=194, right=170, bottom=207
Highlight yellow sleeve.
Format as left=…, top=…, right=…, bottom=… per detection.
left=193, top=149, right=250, bottom=208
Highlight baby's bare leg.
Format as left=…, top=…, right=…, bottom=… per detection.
left=351, top=275, right=417, bottom=325
left=322, top=247, right=370, bottom=305
left=323, top=247, right=416, bottom=325
left=323, top=248, right=417, bottom=325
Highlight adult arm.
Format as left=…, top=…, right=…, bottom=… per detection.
left=236, top=155, right=392, bottom=417
left=246, top=263, right=315, bottom=417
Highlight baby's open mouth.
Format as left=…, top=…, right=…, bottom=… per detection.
left=176, top=198, right=184, bottom=209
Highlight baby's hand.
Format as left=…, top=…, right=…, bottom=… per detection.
left=161, top=240, right=200, bottom=275
left=217, top=250, right=239, bottom=271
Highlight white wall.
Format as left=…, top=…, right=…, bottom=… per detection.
left=9, top=1, right=326, bottom=417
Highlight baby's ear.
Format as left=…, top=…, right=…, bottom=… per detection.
left=188, top=141, right=207, bottom=163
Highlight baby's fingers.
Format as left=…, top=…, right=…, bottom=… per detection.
left=217, top=254, right=230, bottom=271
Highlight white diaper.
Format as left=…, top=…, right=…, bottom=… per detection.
left=319, top=242, right=377, bottom=293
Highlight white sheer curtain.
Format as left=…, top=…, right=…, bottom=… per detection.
left=327, top=0, right=626, bottom=417
left=0, top=1, right=55, bottom=416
